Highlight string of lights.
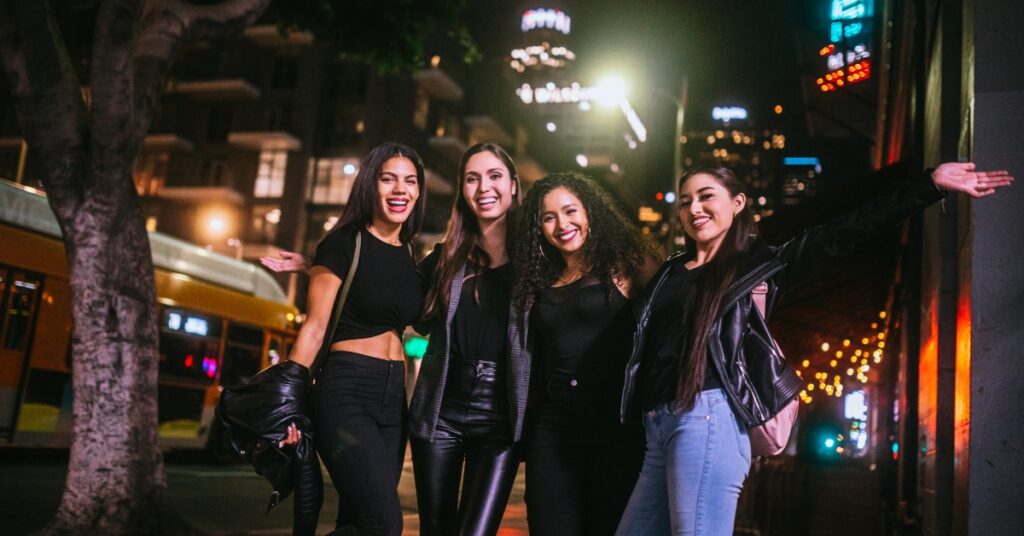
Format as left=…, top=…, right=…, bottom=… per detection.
left=795, top=309, right=889, bottom=405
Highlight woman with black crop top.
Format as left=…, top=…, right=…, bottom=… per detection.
left=509, top=172, right=660, bottom=535
left=408, top=143, right=523, bottom=535
left=280, top=142, right=427, bottom=536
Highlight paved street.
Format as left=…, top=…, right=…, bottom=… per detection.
left=1, top=449, right=528, bottom=535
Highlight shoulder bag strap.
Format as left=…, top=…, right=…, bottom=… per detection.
left=311, top=231, right=362, bottom=377
left=751, top=281, right=768, bottom=318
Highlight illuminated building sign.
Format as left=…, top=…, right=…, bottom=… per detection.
left=711, top=106, right=748, bottom=122
left=509, top=44, right=576, bottom=73
left=784, top=156, right=821, bottom=167
left=516, top=82, right=590, bottom=104
left=521, top=8, right=571, bottom=34
left=817, top=0, right=874, bottom=93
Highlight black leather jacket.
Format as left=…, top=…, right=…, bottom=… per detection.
left=217, top=361, right=322, bottom=536
left=621, top=174, right=944, bottom=425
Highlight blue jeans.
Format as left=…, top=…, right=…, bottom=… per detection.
left=615, top=389, right=751, bottom=536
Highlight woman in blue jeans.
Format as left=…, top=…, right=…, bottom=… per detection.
left=616, top=162, right=1012, bottom=535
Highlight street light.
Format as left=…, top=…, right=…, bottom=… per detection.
left=593, top=73, right=647, bottom=143
left=592, top=75, right=627, bottom=108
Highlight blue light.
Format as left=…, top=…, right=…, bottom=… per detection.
left=844, top=22, right=864, bottom=38
left=784, top=157, right=821, bottom=166
left=825, top=438, right=836, bottom=448
left=665, top=192, right=677, bottom=204
left=830, top=21, right=843, bottom=43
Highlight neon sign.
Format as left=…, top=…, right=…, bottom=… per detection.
left=712, top=106, right=748, bottom=122
left=521, top=9, right=571, bottom=34
left=817, top=0, right=874, bottom=92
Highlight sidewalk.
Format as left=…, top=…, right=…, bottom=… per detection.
left=0, top=449, right=528, bottom=535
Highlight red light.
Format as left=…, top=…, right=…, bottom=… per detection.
left=655, top=192, right=664, bottom=201
left=184, top=354, right=194, bottom=368
left=819, top=44, right=835, bottom=56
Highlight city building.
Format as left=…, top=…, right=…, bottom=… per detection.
left=679, top=105, right=788, bottom=221
left=504, top=2, right=649, bottom=199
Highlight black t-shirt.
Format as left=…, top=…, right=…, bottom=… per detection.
left=313, top=226, right=423, bottom=343
left=451, top=263, right=513, bottom=363
left=638, top=263, right=722, bottom=411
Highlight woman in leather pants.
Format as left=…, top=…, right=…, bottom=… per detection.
left=614, top=163, right=1013, bottom=536
left=266, top=143, right=525, bottom=535
left=509, top=172, right=659, bottom=536
left=408, top=143, right=523, bottom=536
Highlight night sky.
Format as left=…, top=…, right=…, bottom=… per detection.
left=466, top=0, right=814, bottom=202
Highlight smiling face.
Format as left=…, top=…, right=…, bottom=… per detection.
left=463, top=151, right=516, bottom=223
left=540, top=187, right=589, bottom=262
left=678, top=172, right=746, bottom=251
left=375, top=156, right=420, bottom=226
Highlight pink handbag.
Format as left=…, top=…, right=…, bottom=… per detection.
left=747, top=282, right=799, bottom=457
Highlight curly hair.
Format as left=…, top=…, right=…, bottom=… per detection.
left=511, top=172, right=653, bottom=311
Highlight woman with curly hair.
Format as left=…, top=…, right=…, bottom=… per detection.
left=509, top=172, right=660, bottom=535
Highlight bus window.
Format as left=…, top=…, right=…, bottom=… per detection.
left=268, top=336, right=284, bottom=367
left=158, top=308, right=222, bottom=383
left=220, top=324, right=263, bottom=388
left=2, top=275, right=41, bottom=351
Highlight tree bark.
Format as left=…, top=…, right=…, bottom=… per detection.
left=0, top=0, right=268, bottom=533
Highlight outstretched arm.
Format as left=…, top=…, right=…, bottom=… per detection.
left=260, top=250, right=312, bottom=274
left=931, top=162, right=1013, bottom=198
left=774, top=162, right=1013, bottom=290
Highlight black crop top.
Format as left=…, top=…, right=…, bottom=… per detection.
left=313, top=226, right=423, bottom=343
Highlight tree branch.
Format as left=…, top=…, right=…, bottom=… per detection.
left=0, top=0, right=87, bottom=222
left=178, top=0, right=272, bottom=40
left=90, top=0, right=144, bottom=198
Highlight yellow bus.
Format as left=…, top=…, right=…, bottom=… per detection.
left=0, top=179, right=298, bottom=457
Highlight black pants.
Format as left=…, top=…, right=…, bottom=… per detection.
left=313, top=351, right=407, bottom=536
left=410, top=359, right=519, bottom=536
left=525, top=374, right=644, bottom=536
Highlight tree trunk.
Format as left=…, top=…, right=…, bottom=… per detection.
left=48, top=174, right=169, bottom=535
left=0, top=1, right=269, bottom=533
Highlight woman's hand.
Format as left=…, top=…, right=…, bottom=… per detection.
left=261, top=251, right=312, bottom=274
left=932, top=162, right=1014, bottom=198
left=278, top=422, right=302, bottom=448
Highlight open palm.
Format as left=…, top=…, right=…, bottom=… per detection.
left=932, top=162, right=1014, bottom=198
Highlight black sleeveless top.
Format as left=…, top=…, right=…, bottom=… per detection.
left=531, top=278, right=634, bottom=413
left=313, top=226, right=423, bottom=343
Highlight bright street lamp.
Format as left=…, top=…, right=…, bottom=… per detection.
left=592, top=75, right=627, bottom=108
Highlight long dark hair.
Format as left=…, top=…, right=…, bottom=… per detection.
left=329, top=142, right=426, bottom=243
left=422, top=143, right=521, bottom=321
left=511, top=172, right=650, bottom=311
left=675, top=166, right=759, bottom=409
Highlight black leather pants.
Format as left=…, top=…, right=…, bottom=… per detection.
left=410, top=359, right=519, bottom=536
